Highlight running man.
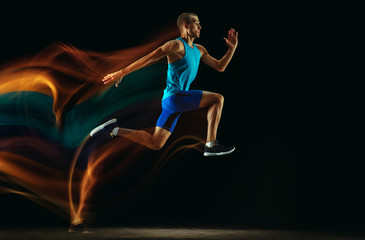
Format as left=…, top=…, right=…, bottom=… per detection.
left=91, top=13, right=238, bottom=156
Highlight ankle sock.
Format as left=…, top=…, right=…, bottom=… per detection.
left=111, top=127, right=119, bottom=136
left=206, top=140, right=216, bottom=148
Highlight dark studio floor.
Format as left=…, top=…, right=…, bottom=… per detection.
left=1, top=227, right=363, bottom=240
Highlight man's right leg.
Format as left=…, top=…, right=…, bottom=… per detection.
left=90, top=119, right=171, bottom=151
left=116, top=126, right=171, bottom=151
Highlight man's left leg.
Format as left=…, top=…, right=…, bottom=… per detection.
left=199, top=91, right=235, bottom=156
left=198, top=91, right=224, bottom=143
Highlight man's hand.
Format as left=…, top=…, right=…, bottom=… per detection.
left=102, top=70, right=124, bottom=87
left=224, top=28, right=238, bottom=50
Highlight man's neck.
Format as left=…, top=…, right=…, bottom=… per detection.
left=180, top=34, right=195, bottom=47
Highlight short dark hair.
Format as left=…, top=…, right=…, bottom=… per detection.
left=177, top=13, right=198, bottom=30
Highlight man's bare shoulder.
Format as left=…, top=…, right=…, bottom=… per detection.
left=163, top=39, right=186, bottom=62
left=161, top=39, right=184, bottom=54
left=195, top=44, right=208, bottom=55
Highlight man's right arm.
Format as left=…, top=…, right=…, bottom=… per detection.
left=102, top=40, right=179, bottom=87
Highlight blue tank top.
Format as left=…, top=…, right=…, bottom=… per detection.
left=162, top=37, right=201, bottom=100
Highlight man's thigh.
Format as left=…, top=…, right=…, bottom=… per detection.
left=165, top=90, right=202, bottom=112
left=199, top=91, right=223, bottom=109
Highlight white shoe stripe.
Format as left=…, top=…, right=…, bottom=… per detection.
left=204, top=147, right=235, bottom=157
left=90, top=118, right=117, bottom=137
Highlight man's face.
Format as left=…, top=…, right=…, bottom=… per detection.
left=186, top=16, right=202, bottom=38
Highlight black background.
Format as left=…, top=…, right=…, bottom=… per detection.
left=0, top=2, right=362, bottom=233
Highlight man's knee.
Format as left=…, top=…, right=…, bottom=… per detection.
left=150, top=129, right=170, bottom=151
left=213, top=93, right=224, bottom=106
left=217, top=94, right=224, bottom=104
left=151, top=140, right=165, bottom=151
left=200, top=91, right=225, bottom=109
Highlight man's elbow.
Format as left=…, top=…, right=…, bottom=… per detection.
left=217, top=65, right=226, bottom=72
left=216, top=62, right=227, bottom=72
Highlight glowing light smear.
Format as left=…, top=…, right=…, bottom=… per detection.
left=0, top=26, right=206, bottom=223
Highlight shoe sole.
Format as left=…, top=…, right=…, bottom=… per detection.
left=90, top=118, right=117, bottom=137
left=204, top=147, right=235, bottom=157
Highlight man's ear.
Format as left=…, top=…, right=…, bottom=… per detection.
left=183, top=23, right=189, bottom=30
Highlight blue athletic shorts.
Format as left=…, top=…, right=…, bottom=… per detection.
left=156, top=90, right=202, bottom=132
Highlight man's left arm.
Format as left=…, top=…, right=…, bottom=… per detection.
left=198, top=28, right=238, bottom=72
